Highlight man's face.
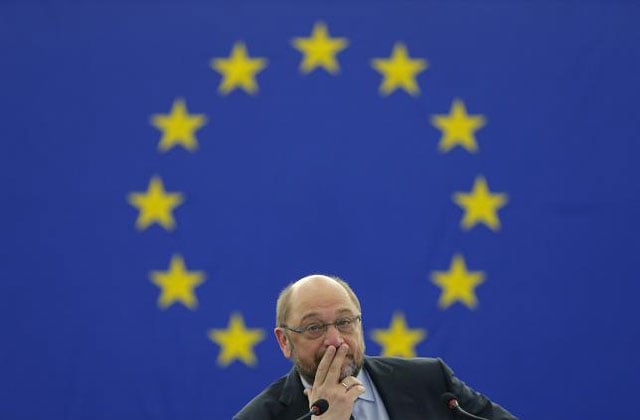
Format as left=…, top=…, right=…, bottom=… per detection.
left=275, top=277, right=365, bottom=385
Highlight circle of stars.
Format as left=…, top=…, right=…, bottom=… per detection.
left=125, top=19, right=510, bottom=364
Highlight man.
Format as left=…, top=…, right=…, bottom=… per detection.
left=234, top=275, right=517, bottom=419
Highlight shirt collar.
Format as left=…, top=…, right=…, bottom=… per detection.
left=355, top=368, right=375, bottom=402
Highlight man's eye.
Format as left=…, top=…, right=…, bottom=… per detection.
left=306, top=324, right=322, bottom=332
left=336, top=318, right=352, bottom=327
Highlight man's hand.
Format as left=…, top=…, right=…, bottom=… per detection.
left=303, top=344, right=365, bottom=419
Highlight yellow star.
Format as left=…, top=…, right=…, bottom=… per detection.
left=210, top=42, right=268, bottom=95
left=371, top=42, right=428, bottom=96
left=371, top=312, right=426, bottom=357
left=431, top=254, right=485, bottom=310
left=291, top=21, right=348, bottom=74
left=453, top=175, right=508, bottom=231
left=150, top=99, right=208, bottom=152
left=127, top=176, right=184, bottom=231
left=149, top=255, right=205, bottom=310
left=208, top=313, right=266, bottom=367
left=431, top=99, right=487, bottom=153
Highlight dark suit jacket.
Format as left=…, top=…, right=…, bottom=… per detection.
left=233, top=356, right=517, bottom=419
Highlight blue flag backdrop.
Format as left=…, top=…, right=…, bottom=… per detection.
left=2, top=1, right=639, bottom=418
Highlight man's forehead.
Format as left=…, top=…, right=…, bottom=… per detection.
left=291, top=276, right=348, bottom=300
left=287, top=277, right=356, bottom=320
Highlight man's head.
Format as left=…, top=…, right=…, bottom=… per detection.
left=274, top=274, right=365, bottom=384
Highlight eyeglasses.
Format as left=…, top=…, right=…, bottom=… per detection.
left=281, top=315, right=362, bottom=339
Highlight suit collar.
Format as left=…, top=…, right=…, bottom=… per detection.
left=279, top=367, right=309, bottom=415
left=364, top=356, right=421, bottom=418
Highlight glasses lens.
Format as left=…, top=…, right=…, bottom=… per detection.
left=302, top=316, right=360, bottom=339
left=305, top=324, right=325, bottom=339
left=336, top=319, right=353, bottom=332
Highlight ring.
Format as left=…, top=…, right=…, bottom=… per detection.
left=341, top=381, right=349, bottom=389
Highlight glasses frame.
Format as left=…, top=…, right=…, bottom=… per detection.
left=280, top=315, right=362, bottom=339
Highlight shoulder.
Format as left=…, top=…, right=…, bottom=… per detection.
left=364, top=356, right=518, bottom=419
left=364, top=356, right=453, bottom=388
left=365, top=355, right=449, bottom=373
left=232, top=375, right=288, bottom=420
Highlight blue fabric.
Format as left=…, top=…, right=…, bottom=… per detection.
left=1, top=1, right=639, bottom=419
left=352, top=368, right=390, bottom=420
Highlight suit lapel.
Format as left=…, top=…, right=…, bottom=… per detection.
left=279, top=367, right=310, bottom=419
left=364, top=357, right=420, bottom=419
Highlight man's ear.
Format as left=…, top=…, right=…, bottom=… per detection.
left=274, top=328, right=292, bottom=358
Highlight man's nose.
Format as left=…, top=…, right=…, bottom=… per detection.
left=323, top=324, right=344, bottom=347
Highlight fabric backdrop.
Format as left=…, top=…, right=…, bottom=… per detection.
left=1, top=1, right=639, bottom=419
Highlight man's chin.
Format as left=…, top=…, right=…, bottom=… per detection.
left=339, top=366, right=354, bottom=382
left=339, top=359, right=362, bottom=382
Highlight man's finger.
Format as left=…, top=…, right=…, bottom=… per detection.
left=313, top=345, right=336, bottom=386
left=325, top=343, right=348, bottom=384
left=347, top=384, right=366, bottom=398
left=339, top=376, right=362, bottom=393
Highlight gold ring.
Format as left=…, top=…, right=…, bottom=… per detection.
left=341, top=381, right=349, bottom=389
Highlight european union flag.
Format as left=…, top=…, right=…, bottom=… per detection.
left=1, top=1, right=639, bottom=419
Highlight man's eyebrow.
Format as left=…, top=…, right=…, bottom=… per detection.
left=336, top=309, right=354, bottom=315
left=299, top=313, right=321, bottom=323
left=299, top=309, right=355, bottom=323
